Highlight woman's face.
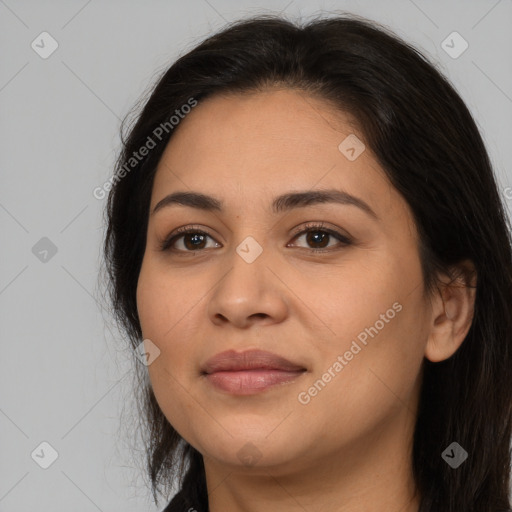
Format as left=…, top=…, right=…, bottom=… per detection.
left=136, top=88, right=433, bottom=476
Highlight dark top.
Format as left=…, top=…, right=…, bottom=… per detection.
left=161, top=490, right=205, bottom=512
left=160, top=491, right=511, bottom=512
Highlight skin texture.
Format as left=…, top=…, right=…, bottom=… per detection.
left=136, top=88, right=477, bottom=512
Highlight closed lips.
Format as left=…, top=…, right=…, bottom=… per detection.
left=201, top=349, right=307, bottom=395
left=201, top=349, right=306, bottom=374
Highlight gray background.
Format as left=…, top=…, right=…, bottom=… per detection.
left=1, top=0, right=511, bottom=511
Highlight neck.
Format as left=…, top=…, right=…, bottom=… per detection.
left=204, top=407, right=420, bottom=512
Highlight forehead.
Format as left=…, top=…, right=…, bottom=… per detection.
left=157, top=88, right=360, bottom=170
left=150, top=89, right=403, bottom=222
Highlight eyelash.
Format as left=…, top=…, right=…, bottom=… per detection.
left=159, top=222, right=352, bottom=254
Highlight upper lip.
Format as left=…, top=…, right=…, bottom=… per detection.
left=202, top=349, right=306, bottom=374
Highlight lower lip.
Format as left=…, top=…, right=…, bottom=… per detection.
left=205, top=369, right=305, bottom=395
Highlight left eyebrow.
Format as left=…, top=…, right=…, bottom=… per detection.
left=151, top=189, right=379, bottom=221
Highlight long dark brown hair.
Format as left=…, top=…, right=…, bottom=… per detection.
left=102, top=13, right=512, bottom=512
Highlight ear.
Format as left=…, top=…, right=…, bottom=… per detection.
left=424, top=259, right=477, bottom=363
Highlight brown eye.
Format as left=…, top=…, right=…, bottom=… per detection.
left=288, top=223, right=352, bottom=253
left=304, top=230, right=330, bottom=249
left=181, top=232, right=208, bottom=250
left=160, top=223, right=351, bottom=254
left=160, top=228, right=219, bottom=252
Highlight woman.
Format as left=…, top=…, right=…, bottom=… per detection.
left=103, top=13, right=512, bottom=512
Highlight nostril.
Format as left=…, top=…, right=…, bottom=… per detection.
left=250, top=313, right=268, bottom=320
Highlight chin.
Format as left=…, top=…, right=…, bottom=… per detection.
left=190, top=425, right=310, bottom=472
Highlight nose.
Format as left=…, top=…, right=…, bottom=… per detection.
left=207, top=242, right=289, bottom=329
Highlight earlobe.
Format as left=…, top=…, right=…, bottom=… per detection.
left=424, top=260, right=477, bottom=363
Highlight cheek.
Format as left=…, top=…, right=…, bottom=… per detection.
left=136, top=262, right=160, bottom=337
left=136, top=268, right=203, bottom=440
left=136, top=260, right=187, bottom=341
left=298, top=265, right=426, bottom=427
left=137, top=285, right=193, bottom=377
left=136, top=260, right=201, bottom=375
left=294, top=306, right=425, bottom=453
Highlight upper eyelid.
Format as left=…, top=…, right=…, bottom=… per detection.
left=168, top=222, right=345, bottom=240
